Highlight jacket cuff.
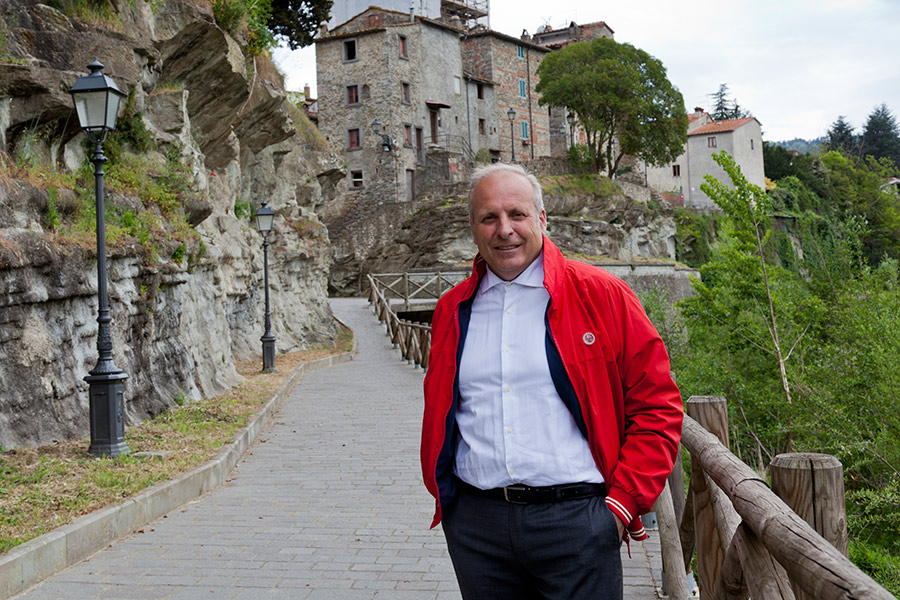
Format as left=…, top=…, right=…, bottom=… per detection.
left=627, top=518, right=647, bottom=541
left=605, top=490, right=639, bottom=527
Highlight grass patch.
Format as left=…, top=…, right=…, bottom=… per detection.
left=286, top=102, right=329, bottom=151
left=540, top=173, right=621, bottom=199
left=0, top=323, right=353, bottom=555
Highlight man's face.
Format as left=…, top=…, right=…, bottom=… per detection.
left=470, top=171, right=546, bottom=281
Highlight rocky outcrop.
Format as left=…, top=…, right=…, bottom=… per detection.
left=337, top=174, right=681, bottom=295
left=0, top=0, right=342, bottom=447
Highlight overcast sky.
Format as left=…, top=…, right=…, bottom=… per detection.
left=272, top=0, right=900, bottom=142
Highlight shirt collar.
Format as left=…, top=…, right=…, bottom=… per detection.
left=481, top=252, right=545, bottom=294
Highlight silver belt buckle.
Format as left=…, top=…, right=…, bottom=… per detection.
left=503, top=485, right=528, bottom=504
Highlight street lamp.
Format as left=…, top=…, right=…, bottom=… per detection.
left=69, top=60, right=129, bottom=458
left=371, top=119, right=393, bottom=152
left=566, top=112, right=575, bottom=148
left=507, top=107, right=516, bottom=163
left=255, top=201, right=277, bottom=373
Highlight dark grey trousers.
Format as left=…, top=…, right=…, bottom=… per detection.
left=442, top=484, right=623, bottom=600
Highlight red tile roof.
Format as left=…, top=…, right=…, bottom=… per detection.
left=688, top=117, right=758, bottom=136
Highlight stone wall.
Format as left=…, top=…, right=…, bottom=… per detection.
left=0, top=0, right=340, bottom=447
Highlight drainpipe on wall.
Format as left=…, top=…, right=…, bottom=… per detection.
left=525, top=42, right=534, bottom=160
left=465, top=76, right=472, bottom=152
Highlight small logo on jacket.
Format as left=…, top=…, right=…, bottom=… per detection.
left=582, top=332, right=596, bottom=345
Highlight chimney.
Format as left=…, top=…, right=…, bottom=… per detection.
left=694, top=107, right=704, bottom=118
left=304, top=85, right=311, bottom=99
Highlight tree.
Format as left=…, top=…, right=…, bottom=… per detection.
left=696, top=151, right=813, bottom=451
left=268, top=0, right=333, bottom=50
left=709, top=83, right=751, bottom=120
left=860, top=103, right=900, bottom=168
left=826, top=115, right=859, bottom=156
left=536, top=38, right=687, bottom=177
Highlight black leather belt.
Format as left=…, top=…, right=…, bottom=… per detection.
left=458, top=479, right=607, bottom=505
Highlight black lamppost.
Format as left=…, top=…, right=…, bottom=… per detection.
left=507, top=107, right=516, bottom=163
left=69, top=60, right=128, bottom=457
left=255, top=201, right=277, bottom=373
left=567, top=112, right=575, bottom=148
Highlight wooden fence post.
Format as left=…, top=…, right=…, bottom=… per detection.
left=770, top=453, right=848, bottom=600
left=654, top=480, right=690, bottom=600
left=687, top=396, right=729, bottom=598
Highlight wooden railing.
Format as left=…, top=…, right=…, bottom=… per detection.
left=655, top=395, right=894, bottom=600
left=367, top=273, right=462, bottom=369
left=368, top=271, right=468, bottom=309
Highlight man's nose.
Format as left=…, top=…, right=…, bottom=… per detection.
left=496, top=215, right=514, bottom=236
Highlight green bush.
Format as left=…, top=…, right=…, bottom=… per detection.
left=850, top=540, right=900, bottom=596
left=474, top=148, right=492, bottom=163
left=566, top=144, right=597, bottom=173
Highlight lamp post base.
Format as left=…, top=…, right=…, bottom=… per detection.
left=261, top=335, right=277, bottom=373
left=85, top=370, right=129, bottom=458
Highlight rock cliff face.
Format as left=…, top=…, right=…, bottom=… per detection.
left=0, top=0, right=340, bottom=447
left=354, top=175, right=681, bottom=292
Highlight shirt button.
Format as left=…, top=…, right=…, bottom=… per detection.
left=506, top=427, right=512, bottom=433
left=508, top=468, right=515, bottom=475
left=506, top=283, right=512, bottom=288
left=506, top=308, right=512, bottom=314
left=504, top=347, right=510, bottom=353
left=505, top=386, right=511, bottom=392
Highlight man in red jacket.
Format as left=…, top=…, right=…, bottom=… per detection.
left=421, top=163, right=683, bottom=599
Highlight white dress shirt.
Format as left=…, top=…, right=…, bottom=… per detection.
left=454, top=254, right=605, bottom=490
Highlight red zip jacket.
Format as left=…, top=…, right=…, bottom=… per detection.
left=421, top=237, right=684, bottom=537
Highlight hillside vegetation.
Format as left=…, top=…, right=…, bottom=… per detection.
left=655, top=142, right=900, bottom=592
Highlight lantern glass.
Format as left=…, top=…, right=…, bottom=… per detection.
left=73, top=90, right=123, bottom=132
left=255, top=203, right=275, bottom=234
left=507, top=108, right=516, bottom=122
left=69, top=61, right=125, bottom=132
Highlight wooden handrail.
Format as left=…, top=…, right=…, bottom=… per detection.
left=674, top=397, right=894, bottom=600
left=367, top=273, right=438, bottom=369
left=369, top=271, right=468, bottom=306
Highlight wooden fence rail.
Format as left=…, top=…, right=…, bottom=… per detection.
left=368, top=271, right=468, bottom=309
left=657, top=395, right=894, bottom=600
left=367, top=273, right=438, bottom=369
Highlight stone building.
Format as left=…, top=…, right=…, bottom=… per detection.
left=316, top=3, right=552, bottom=203
left=461, top=30, right=551, bottom=163
left=646, top=108, right=766, bottom=210
left=531, top=20, right=615, bottom=49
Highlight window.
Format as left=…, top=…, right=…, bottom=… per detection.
left=454, top=76, right=461, bottom=95
left=347, top=128, right=360, bottom=149
left=342, top=39, right=357, bottom=62
left=478, top=118, right=486, bottom=135
left=519, top=79, right=527, bottom=98
left=673, top=164, right=681, bottom=177
left=350, top=170, right=363, bottom=188
left=401, top=82, right=411, bottom=103
left=398, top=35, right=408, bottom=58
left=404, top=124, right=412, bottom=146
left=707, top=136, right=717, bottom=148
left=476, top=83, right=484, bottom=99
left=751, top=139, right=755, bottom=150
left=517, top=44, right=525, bottom=59
left=346, top=84, right=359, bottom=105
left=521, top=120, right=529, bottom=140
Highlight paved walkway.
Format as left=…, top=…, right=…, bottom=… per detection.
left=13, top=298, right=662, bottom=599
